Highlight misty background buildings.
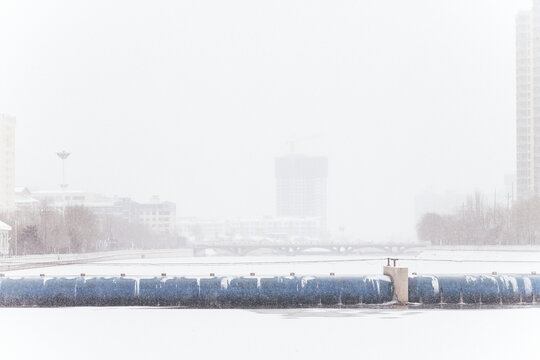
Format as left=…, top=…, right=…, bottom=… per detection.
left=1, top=112, right=331, bottom=253
left=0, top=0, right=537, bottom=254
left=178, top=154, right=328, bottom=243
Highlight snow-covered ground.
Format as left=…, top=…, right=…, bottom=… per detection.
left=1, top=249, right=539, bottom=359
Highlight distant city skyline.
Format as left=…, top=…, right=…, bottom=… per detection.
left=0, top=0, right=526, bottom=241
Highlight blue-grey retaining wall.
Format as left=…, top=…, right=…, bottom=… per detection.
left=408, top=274, right=540, bottom=304
left=2, top=274, right=539, bottom=307
left=0, top=275, right=393, bottom=307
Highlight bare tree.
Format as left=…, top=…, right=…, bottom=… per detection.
left=64, top=206, right=99, bottom=253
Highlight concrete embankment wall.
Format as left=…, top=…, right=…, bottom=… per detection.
left=0, top=249, right=194, bottom=272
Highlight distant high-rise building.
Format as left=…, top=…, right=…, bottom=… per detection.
left=516, top=2, right=540, bottom=199
left=0, top=114, right=15, bottom=212
left=275, top=154, right=327, bottom=231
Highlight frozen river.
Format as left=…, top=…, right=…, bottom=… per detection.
left=0, top=306, right=538, bottom=359
left=4, top=248, right=540, bottom=277
left=1, top=249, right=539, bottom=359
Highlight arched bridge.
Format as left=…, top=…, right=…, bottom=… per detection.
left=192, top=243, right=426, bottom=256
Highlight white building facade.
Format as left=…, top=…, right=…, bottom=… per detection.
left=138, top=197, right=176, bottom=234
left=0, top=114, right=15, bottom=212
left=0, top=220, right=11, bottom=255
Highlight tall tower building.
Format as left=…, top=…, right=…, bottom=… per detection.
left=0, top=114, right=16, bottom=212
left=516, top=2, right=540, bottom=199
left=275, top=154, right=327, bottom=231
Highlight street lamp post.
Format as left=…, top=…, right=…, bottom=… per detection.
left=57, top=150, right=71, bottom=211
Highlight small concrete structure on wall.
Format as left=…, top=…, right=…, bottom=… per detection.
left=0, top=220, right=11, bottom=255
left=384, top=265, right=408, bottom=303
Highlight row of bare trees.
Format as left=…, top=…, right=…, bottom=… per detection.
left=417, top=192, right=540, bottom=246
left=0, top=206, right=183, bottom=255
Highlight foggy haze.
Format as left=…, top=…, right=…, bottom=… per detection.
left=0, top=0, right=530, bottom=241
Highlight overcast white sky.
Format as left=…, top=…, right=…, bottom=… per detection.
left=0, top=0, right=532, bottom=241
